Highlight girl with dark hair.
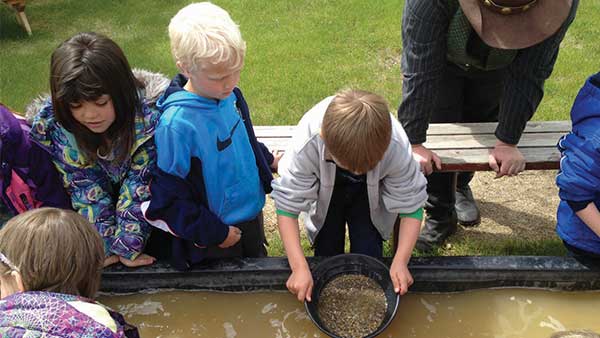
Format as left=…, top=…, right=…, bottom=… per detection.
left=28, top=32, right=169, bottom=267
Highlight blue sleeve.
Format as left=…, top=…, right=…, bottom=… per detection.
left=155, top=116, right=191, bottom=178
left=556, top=132, right=600, bottom=203
left=145, top=168, right=229, bottom=246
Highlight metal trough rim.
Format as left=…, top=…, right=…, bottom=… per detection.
left=101, top=256, right=600, bottom=294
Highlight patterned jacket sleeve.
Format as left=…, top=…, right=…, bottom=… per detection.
left=55, top=159, right=118, bottom=256
left=112, top=139, right=156, bottom=260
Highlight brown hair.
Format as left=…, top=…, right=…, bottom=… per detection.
left=0, top=208, right=104, bottom=298
left=321, top=89, right=392, bottom=174
left=49, top=32, right=142, bottom=164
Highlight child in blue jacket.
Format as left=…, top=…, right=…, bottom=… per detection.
left=556, top=72, right=600, bottom=259
left=144, top=2, right=279, bottom=270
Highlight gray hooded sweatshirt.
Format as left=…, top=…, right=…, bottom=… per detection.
left=271, top=96, right=428, bottom=243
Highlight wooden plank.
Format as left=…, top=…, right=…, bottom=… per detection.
left=258, top=133, right=565, bottom=153
left=426, top=121, right=570, bottom=135
left=254, top=121, right=568, bottom=172
left=423, top=133, right=564, bottom=149
left=436, top=147, right=560, bottom=171
left=254, top=121, right=571, bottom=138
left=254, top=126, right=295, bottom=137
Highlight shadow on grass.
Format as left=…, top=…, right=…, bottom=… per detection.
left=415, top=200, right=566, bottom=257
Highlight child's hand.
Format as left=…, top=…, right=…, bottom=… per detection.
left=270, top=150, right=283, bottom=172
left=219, top=226, right=242, bottom=248
left=119, top=253, right=156, bottom=267
left=287, top=265, right=314, bottom=302
left=389, top=259, right=414, bottom=295
left=103, top=255, right=120, bottom=267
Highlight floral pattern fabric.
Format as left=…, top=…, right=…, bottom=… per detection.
left=0, top=291, right=139, bottom=337
left=29, top=96, right=160, bottom=259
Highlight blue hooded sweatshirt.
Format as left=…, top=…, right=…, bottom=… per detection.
left=556, top=72, right=600, bottom=255
left=144, top=74, right=273, bottom=269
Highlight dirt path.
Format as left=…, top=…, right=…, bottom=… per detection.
left=263, top=170, right=560, bottom=248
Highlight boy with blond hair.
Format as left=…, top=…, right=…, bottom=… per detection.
left=271, top=89, right=428, bottom=302
left=144, top=2, right=279, bottom=270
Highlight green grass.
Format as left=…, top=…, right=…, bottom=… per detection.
left=1, top=0, right=599, bottom=257
left=265, top=231, right=567, bottom=258
left=4, top=1, right=597, bottom=120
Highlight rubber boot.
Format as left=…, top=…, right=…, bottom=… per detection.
left=415, top=172, right=458, bottom=252
left=455, top=172, right=481, bottom=227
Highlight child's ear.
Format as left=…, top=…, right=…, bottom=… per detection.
left=0, top=271, right=25, bottom=299
left=176, top=61, right=190, bottom=77
left=11, top=271, right=25, bottom=292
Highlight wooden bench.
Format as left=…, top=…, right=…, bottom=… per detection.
left=255, top=120, right=570, bottom=172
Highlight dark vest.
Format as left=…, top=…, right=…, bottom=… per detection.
left=446, top=0, right=517, bottom=71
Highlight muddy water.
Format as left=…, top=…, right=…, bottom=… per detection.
left=100, top=289, right=600, bottom=338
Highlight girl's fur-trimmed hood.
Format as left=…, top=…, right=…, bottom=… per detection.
left=24, top=68, right=170, bottom=124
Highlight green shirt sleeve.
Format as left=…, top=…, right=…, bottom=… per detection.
left=276, top=209, right=299, bottom=219
left=399, top=207, right=424, bottom=221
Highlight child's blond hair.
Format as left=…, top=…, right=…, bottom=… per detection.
left=0, top=208, right=104, bottom=298
left=321, top=89, right=392, bottom=174
left=168, top=2, right=246, bottom=72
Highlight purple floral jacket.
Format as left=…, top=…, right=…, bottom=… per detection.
left=27, top=69, right=169, bottom=259
left=0, top=291, right=139, bottom=338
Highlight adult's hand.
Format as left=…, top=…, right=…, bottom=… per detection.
left=488, top=140, right=526, bottom=178
left=411, top=144, right=442, bottom=175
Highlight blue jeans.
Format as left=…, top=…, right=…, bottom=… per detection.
left=314, top=169, right=383, bottom=257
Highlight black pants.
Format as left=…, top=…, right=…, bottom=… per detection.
left=314, top=170, right=383, bottom=257
left=425, top=63, right=507, bottom=231
left=563, top=241, right=600, bottom=260
left=204, top=212, right=267, bottom=258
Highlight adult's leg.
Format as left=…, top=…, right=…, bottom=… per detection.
left=455, top=67, right=508, bottom=226
left=417, top=63, right=465, bottom=251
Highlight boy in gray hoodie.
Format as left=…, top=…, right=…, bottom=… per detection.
left=271, top=89, right=428, bottom=302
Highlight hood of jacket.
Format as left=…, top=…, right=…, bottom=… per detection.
left=570, top=72, right=600, bottom=129
left=156, top=73, right=228, bottom=114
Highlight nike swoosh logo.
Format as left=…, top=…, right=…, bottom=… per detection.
left=216, top=118, right=241, bottom=152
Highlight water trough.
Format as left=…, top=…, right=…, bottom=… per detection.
left=101, top=256, right=600, bottom=293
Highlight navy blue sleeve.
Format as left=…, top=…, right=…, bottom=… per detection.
left=145, top=168, right=229, bottom=247
left=259, top=141, right=274, bottom=166
left=567, top=200, right=592, bottom=212
left=234, top=87, right=275, bottom=191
